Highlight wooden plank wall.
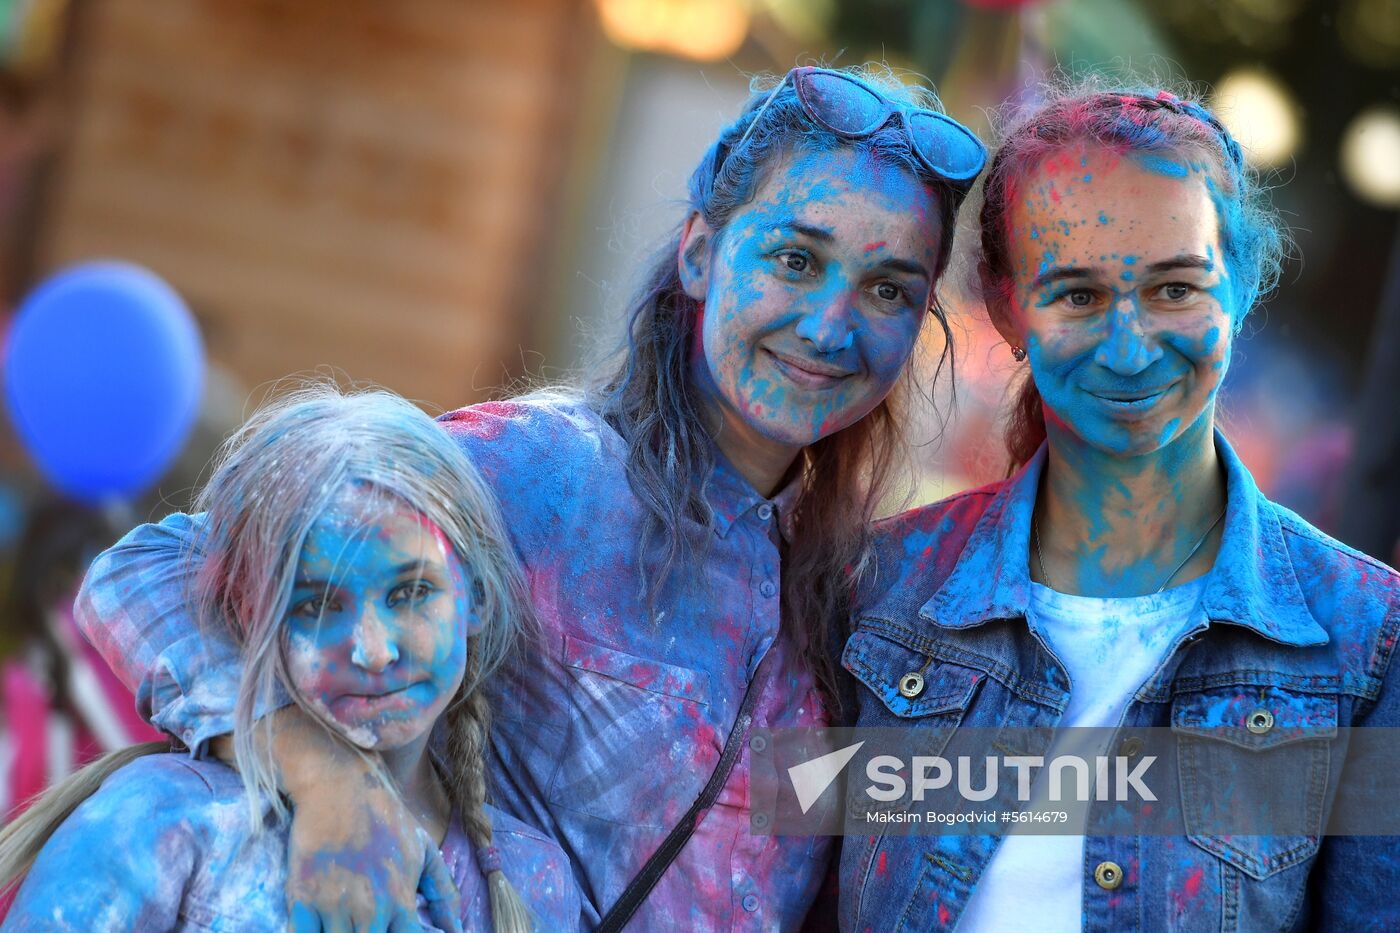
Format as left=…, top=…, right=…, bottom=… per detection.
left=37, top=0, right=589, bottom=410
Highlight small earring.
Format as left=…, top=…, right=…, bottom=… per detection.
left=1011, top=346, right=1027, bottom=362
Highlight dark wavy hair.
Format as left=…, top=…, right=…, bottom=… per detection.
left=974, top=80, right=1289, bottom=473
left=591, top=66, right=968, bottom=711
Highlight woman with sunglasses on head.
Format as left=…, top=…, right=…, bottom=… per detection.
left=74, top=65, right=986, bottom=930
left=841, top=81, right=1400, bottom=931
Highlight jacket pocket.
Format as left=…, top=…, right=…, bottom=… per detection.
left=843, top=626, right=985, bottom=720
left=548, top=635, right=714, bottom=827
left=1172, top=684, right=1338, bottom=880
left=842, top=626, right=986, bottom=830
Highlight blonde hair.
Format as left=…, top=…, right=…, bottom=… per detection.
left=0, top=383, right=537, bottom=932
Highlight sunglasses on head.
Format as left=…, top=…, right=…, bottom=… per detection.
left=732, top=67, right=988, bottom=190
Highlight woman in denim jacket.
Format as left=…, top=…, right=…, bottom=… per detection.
left=840, top=84, right=1400, bottom=931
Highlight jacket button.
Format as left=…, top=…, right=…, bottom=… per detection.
left=1094, top=861, right=1123, bottom=890
left=760, top=580, right=777, bottom=598
left=898, top=672, right=925, bottom=698
left=1119, top=737, right=1144, bottom=759
left=757, top=503, right=774, bottom=521
left=1246, top=708, right=1275, bottom=734
left=742, top=893, right=760, bottom=912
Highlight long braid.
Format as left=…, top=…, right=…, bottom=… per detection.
left=444, top=640, right=532, bottom=933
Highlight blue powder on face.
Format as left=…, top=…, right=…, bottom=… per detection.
left=1097, top=211, right=1108, bottom=225
left=1135, top=154, right=1189, bottom=179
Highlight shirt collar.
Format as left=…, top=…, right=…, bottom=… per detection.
left=707, top=446, right=801, bottom=544
left=921, top=430, right=1328, bottom=648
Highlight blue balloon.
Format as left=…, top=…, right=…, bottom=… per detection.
left=4, top=262, right=205, bottom=503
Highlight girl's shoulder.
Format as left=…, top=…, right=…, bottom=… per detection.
left=480, top=802, right=562, bottom=847
left=7, top=753, right=271, bottom=930
left=82, top=751, right=246, bottom=817
left=476, top=804, right=582, bottom=926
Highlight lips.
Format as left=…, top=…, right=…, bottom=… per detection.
left=328, top=681, right=429, bottom=719
left=764, top=348, right=856, bottom=389
left=1086, top=382, right=1176, bottom=414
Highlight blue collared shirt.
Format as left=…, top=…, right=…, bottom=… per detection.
left=840, top=432, right=1400, bottom=932
left=75, top=392, right=830, bottom=931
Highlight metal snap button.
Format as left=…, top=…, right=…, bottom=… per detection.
left=1246, top=708, right=1274, bottom=734
left=1119, top=737, right=1144, bottom=759
left=759, top=580, right=777, bottom=598
left=757, top=503, right=774, bottom=521
left=898, top=672, right=925, bottom=698
left=1094, top=861, right=1123, bottom=890
left=741, top=893, right=760, bottom=913
left=749, top=734, right=767, bottom=753
left=751, top=811, right=770, bottom=829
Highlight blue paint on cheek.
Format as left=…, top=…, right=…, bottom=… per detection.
left=1123, top=256, right=1137, bottom=266
left=1121, top=271, right=1135, bottom=282
left=1097, top=211, right=1108, bottom=225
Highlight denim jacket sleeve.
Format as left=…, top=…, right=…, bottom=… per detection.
left=1306, top=596, right=1400, bottom=929
left=73, top=511, right=274, bottom=755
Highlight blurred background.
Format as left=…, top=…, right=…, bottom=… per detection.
left=0, top=0, right=1394, bottom=814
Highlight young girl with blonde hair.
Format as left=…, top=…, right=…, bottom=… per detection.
left=0, top=386, right=578, bottom=932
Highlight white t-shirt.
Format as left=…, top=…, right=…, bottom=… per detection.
left=956, top=577, right=1206, bottom=932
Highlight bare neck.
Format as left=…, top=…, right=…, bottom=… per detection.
left=380, top=734, right=450, bottom=845
left=1035, top=414, right=1226, bottom=597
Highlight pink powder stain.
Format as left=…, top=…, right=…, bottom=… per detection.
left=863, top=240, right=888, bottom=254
left=937, top=902, right=950, bottom=925
left=877, top=851, right=887, bottom=875
left=1048, top=184, right=1062, bottom=205
left=1182, top=865, right=1203, bottom=899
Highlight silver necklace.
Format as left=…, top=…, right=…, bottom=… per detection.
left=1033, top=506, right=1226, bottom=594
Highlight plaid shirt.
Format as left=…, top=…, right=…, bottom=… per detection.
left=76, top=392, right=831, bottom=931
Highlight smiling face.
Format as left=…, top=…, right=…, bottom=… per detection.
left=284, top=485, right=475, bottom=752
left=997, top=143, right=1236, bottom=458
left=682, top=147, right=944, bottom=450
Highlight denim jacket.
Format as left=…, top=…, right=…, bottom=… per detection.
left=840, top=433, right=1400, bottom=932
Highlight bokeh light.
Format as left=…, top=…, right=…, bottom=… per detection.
left=594, top=0, right=751, bottom=61
left=1340, top=106, right=1400, bottom=208
left=1212, top=68, right=1301, bottom=168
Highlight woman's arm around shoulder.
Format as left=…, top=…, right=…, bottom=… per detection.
left=74, top=511, right=244, bottom=754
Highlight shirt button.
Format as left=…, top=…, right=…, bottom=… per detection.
left=760, top=580, right=777, bottom=598
left=742, top=893, right=760, bottom=913
left=1094, top=861, right=1123, bottom=890
left=757, top=503, right=774, bottom=521
left=1119, top=736, right=1144, bottom=759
